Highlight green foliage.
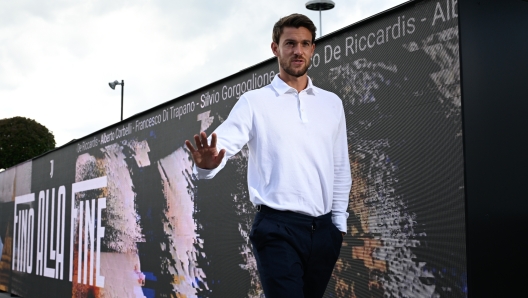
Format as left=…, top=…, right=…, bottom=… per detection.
left=0, top=117, right=56, bottom=169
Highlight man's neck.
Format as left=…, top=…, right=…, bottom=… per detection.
left=278, top=71, right=309, bottom=93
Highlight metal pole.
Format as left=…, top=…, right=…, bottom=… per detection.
left=305, top=1, right=334, bottom=37
left=319, top=8, right=322, bottom=37
left=121, top=80, right=124, bottom=121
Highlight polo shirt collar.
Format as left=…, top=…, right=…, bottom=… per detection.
left=271, top=74, right=319, bottom=95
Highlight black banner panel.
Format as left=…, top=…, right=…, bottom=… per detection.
left=0, top=0, right=466, bottom=297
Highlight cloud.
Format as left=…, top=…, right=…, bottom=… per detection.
left=0, top=0, right=407, bottom=147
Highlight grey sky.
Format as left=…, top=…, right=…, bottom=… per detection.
left=0, top=0, right=408, bottom=147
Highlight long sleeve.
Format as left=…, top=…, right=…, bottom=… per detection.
left=193, top=95, right=253, bottom=179
left=331, top=106, right=352, bottom=233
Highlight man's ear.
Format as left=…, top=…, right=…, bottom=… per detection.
left=271, top=42, right=279, bottom=57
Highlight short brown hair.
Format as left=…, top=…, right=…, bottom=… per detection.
left=272, top=14, right=317, bottom=44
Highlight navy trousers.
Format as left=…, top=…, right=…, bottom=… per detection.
left=249, top=206, right=343, bottom=298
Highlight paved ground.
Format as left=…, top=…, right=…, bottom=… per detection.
left=0, top=292, right=17, bottom=297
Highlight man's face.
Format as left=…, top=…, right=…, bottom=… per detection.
left=272, top=26, right=315, bottom=78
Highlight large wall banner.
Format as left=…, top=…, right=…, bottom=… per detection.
left=0, top=0, right=466, bottom=297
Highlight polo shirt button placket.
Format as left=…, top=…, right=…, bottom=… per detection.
left=299, top=92, right=308, bottom=123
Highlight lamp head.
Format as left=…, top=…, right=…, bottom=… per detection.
left=305, top=0, right=335, bottom=11
left=109, top=80, right=120, bottom=90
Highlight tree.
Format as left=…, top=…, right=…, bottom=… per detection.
left=0, top=117, right=56, bottom=169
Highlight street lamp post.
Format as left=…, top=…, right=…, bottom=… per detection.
left=109, top=80, right=124, bottom=121
left=305, top=0, right=335, bottom=38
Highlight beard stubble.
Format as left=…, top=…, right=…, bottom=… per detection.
left=279, top=55, right=311, bottom=77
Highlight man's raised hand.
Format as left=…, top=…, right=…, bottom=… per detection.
left=185, top=132, right=226, bottom=169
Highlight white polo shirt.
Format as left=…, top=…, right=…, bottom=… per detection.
left=194, top=75, right=352, bottom=232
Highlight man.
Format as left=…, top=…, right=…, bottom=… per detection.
left=185, top=14, right=352, bottom=298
